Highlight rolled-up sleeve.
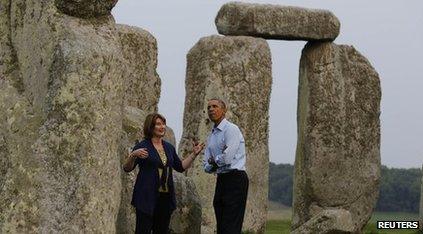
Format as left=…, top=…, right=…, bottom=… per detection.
left=172, top=147, right=184, bottom=173
left=203, top=145, right=215, bottom=173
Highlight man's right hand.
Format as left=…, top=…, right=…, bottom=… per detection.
left=208, top=157, right=218, bottom=171
left=131, top=148, right=149, bottom=159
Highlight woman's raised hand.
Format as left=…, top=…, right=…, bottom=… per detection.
left=192, top=141, right=205, bottom=156
left=132, top=148, right=149, bottom=159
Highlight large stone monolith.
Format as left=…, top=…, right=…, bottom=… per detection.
left=216, top=2, right=340, bottom=41
left=116, top=25, right=161, bottom=234
left=165, top=124, right=204, bottom=234
left=0, top=0, right=160, bottom=232
left=170, top=170, right=202, bottom=234
left=164, top=125, right=202, bottom=234
left=293, top=41, right=381, bottom=233
left=179, top=35, right=272, bottom=233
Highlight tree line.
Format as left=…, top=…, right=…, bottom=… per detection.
left=269, top=162, right=422, bottom=213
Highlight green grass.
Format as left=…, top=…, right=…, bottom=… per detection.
left=265, top=220, right=291, bottom=234
left=264, top=210, right=421, bottom=234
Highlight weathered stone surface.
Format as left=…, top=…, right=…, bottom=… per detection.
left=117, top=24, right=161, bottom=111
left=164, top=126, right=176, bottom=147
left=170, top=169, right=202, bottom=234
left=163, top=124, right=202, bottom=234
left=293, top=41, right=381, bottom=233
left=122, top=106, right=146, bottom=138
left=291, top=209, right=355, bottom=234
left=0, top=0, right=160, bottom=232
left=55, top=0, right=118, bottom=18
left=112, top=25, right=162, bottom=233
left=179, top=35, right=272, bottom=233
left=216, top=2, right=340, bottom=41
left=0, top=80, right=43, bottom=232
left=115, top=25, right=160, bottom=233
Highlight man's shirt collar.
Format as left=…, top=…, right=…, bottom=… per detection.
left=213, top=118, right=228, bottom=132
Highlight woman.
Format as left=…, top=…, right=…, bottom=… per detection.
left=123, top=113, right=204, bottom=234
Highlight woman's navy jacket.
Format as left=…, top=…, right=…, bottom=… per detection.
left=130, top=139, right=184, bottom=215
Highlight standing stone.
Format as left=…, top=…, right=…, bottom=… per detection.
left=118, top=106, right=147, bottom=233
left=117, top=24, right=161, bottom=111
left=164, top=127, right=202, bottom=234
left=0, top=0, right=161, bottom=233
left=116, top=25, right=160, bottom=234
left=216, top=2, right=340, bottom=41
left=164, top=126, right=176, bottom=147
left=116, top=25, right=160, bottom=231
left=293, top=41, right=381, bottom=233
left=170, top=173, right=202, bottom=234
left=179, top=35, right=272, bottom=233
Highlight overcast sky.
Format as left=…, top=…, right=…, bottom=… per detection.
left=113, top=0, right=422, bottom=168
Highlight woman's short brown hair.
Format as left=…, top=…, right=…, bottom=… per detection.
left=143, top=113, right=166, bottom=139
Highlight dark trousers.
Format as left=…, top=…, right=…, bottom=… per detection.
left=135, top=193, right=172, bottom=234
left=213, top=170, right=249, bottom=234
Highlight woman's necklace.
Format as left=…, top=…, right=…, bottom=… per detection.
left=154, top=143, right=167, bottom=165
left=158, top=148, right=167, bottom=165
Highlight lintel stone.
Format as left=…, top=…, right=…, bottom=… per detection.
left=216, top=1, right=340, bottom=41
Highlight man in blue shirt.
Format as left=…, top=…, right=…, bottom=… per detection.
left=204, top=98, right=249, bottom=234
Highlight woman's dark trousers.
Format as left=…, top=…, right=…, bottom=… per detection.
left=135, top=193, right=172, bottom=234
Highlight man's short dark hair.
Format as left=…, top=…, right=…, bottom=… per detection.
left=209, top=98, right=226, bottom=110
left=143, top=113, right=166, bottom=139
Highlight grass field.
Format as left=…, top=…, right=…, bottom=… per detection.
left=265, top=202, right=422, bottom=234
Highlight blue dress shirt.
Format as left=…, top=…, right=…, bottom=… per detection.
left=203, top=118, right=246, bottom=174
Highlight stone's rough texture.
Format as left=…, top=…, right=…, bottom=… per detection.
left=180, top=35, right=272, bottom=233
left=420, top=164, right=423, bottom=230
left=122, top=106, right=146, bottom=137
left=0, top=81, right=43, bottom=232
left=0, top=0, right=160, bottom=232
left=115, top=25, right=161, bottom=234
left=117, top=25, right=161, bottom=111
left=291, top=209, right=355, bottom=234
left=161, top=124, right=202, bottom=234
left=118, top=107, right=145, bottom=234
left=293, top=41, right=381, bottom=233
left=115, top=25, right=160, bottom=233
left=170, top=167, right=202, bottom=234
left=0, top=0, right=22, bottom=91
left=55, top=0, right=118, bottom=18
left=216, top=2, right=340, bottom=41
left=164, top=126, right=176, bottom=147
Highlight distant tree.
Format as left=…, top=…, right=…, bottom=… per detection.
left=268, top=162, right=293, bottom=206
left=268, top=163, right=422, bottom=213
left=376, top=165, right=421, bottom=213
